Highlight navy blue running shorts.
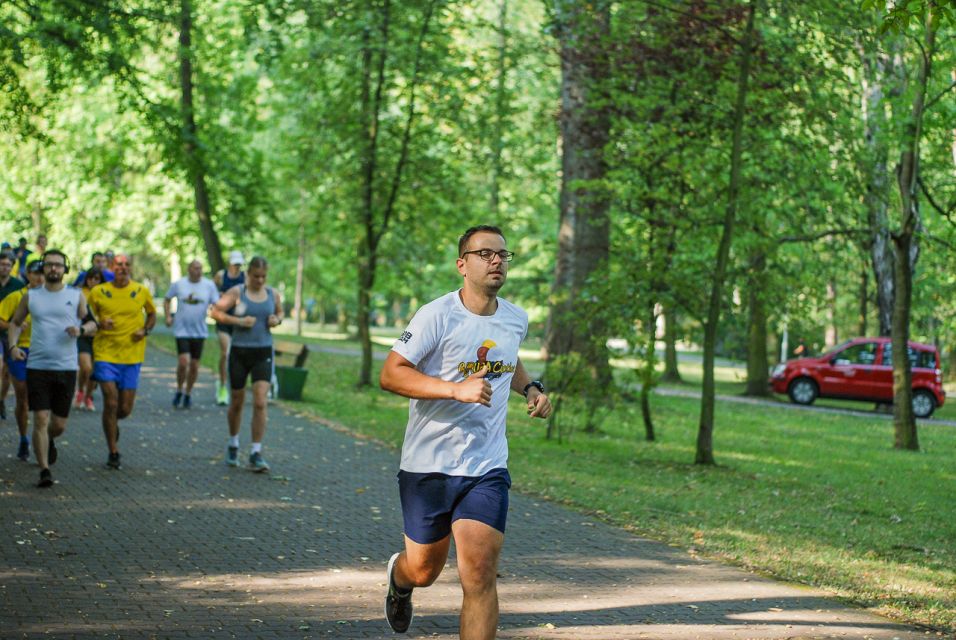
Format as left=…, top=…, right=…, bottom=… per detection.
left=397, top=468, right=511, bottom=544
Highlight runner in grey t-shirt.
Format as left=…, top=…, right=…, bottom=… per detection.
left=163, top=259, right=220, bottom=409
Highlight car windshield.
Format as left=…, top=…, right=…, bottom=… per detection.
left=819, top=340, right=854, bottom=359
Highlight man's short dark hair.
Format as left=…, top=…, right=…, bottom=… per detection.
left=0, top=252, right=13, bottom=264
left=42, top=249, right=68, bottom=266
left=91, top=251, right=104, bottom=262
left=458, top=225, right=504, bottom=257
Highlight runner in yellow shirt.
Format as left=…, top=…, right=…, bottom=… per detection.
left=0, top=260, right=44, bottom=460
left=87, top=254, right=156, bottom=470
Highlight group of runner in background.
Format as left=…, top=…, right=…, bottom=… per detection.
left=0, top=236, right=282, bottom=486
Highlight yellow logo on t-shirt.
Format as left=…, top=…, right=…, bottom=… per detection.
left=458, top=339, right=515, bottom=380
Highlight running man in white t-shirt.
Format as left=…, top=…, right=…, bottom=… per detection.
left=379, top=225, right=552, bottom=638
left=163, top=260, right=220, bottom=409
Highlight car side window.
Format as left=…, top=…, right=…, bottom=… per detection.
left=883, top=347, right=935, bottom=369
left=832, top=342, right=878, bottom=366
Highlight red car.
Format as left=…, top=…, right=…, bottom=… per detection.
left=770, top=337, right=945, bottom=418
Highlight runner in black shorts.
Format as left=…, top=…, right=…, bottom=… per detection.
left=164, top=260, right=218, bottom=409
left=8, top=249, right=96, bottom=488
left=213, top=251, right=245, bottom=405
left=211, top=256, right=282, bottom=473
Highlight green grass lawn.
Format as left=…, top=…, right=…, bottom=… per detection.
left=150, top=332, right=956, bottom=633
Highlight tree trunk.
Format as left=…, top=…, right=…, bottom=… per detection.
left=858, top=29, right=899, bottom=337
left=824, top=280, right=837, bottom=348
left=745, top=254, right=769, bottom=396
left=891, top=3, right=936, bottom=451
left=858, top=264, right=868, bottom=336
left=661, top=308, right=681, bottom=383
left=640, top=303, right=656, bottom=441
left=357, top=11, right=380, bottom=388
left=178, top=0, right=224, bottom=274
left=696, top=0, right=757, bottom=465
left=355, top=0, right=435, bottom=387
left=294, top=221, right=306, bottom=337
left=546, top=0, right=612, bottom=412
left=891, top=233, right=918, bottom=449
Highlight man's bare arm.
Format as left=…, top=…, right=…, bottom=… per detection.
left=380, top=351, right=491, bottom=406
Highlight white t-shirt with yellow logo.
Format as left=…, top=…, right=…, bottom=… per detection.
left=391, top=290, right=527, bottom=476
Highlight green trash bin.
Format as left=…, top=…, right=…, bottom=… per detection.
left=275, top=365, right=308, bottom=401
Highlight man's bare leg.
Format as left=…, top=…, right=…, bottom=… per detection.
left=453, top=519, right=504, bottom=640
left=33, top=411, right=66, bottom=470
left=176, top=353, right=188, bottom=392
left=100, top=382, right=120, bottom=454
left=186, top=358, right=200, bottom=395
left=392, top=535, right=452, bottom=591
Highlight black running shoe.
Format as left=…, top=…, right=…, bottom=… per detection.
left=106, top=452, right=121, bottom=469
left=17, top=439, right=29, bottom=461
left=37, top=469, right=53, bottom=488
left=173, top=391, right=183, bottom=408
left=183, top=394, right=191, bottom=409
left=0, top=402, right=6, bottom=419
left=385, top=552, right=413, bottom=633
left=48, top=438, right=57, bottom=466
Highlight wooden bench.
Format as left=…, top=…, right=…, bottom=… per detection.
left=273, top=340, right=309, bottom=368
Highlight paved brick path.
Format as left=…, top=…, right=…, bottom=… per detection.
left=1, top=349, right=932, bottom=639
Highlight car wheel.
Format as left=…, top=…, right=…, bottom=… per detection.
left=912, top=390, right=935, bottom=419
left=787, top=377, right=818, bottom=405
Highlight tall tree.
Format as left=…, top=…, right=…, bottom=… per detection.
left=696, top=0, right=758, bottom=465
left=178, top=0, right=224, bottom=272
left=889, top=2, right=939, bottom=451
left=356, top=0, right=440, bottom=387
left=546, top=0, right=612, bottom=421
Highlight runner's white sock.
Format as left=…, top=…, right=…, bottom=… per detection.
left=251, top=442, right=262, bottom=454
left=229, top=435, right=239, bottom=448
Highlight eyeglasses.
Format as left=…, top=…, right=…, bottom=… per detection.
left=460, top=249, right=515, bottom=262
left=113, top=261, right=130, bottom=267
left=43, top=262, right=65, bottom=269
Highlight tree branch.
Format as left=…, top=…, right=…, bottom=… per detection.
left=375, top=0, right=439, bottom=250
left=779, top=228, right=870, bottom=244
left=918, top=176, right=956, bottom=219
left=924, top=78, right=956, bottom=111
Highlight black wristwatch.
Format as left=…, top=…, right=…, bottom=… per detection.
left=522, top=380, right=545, bottom=397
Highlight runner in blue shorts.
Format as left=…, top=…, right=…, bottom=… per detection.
left=0, top=259, right=43, bottom=459
left=379, top=225, right=552, bottom=638
left=87, top=254, right=156, bottom=470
